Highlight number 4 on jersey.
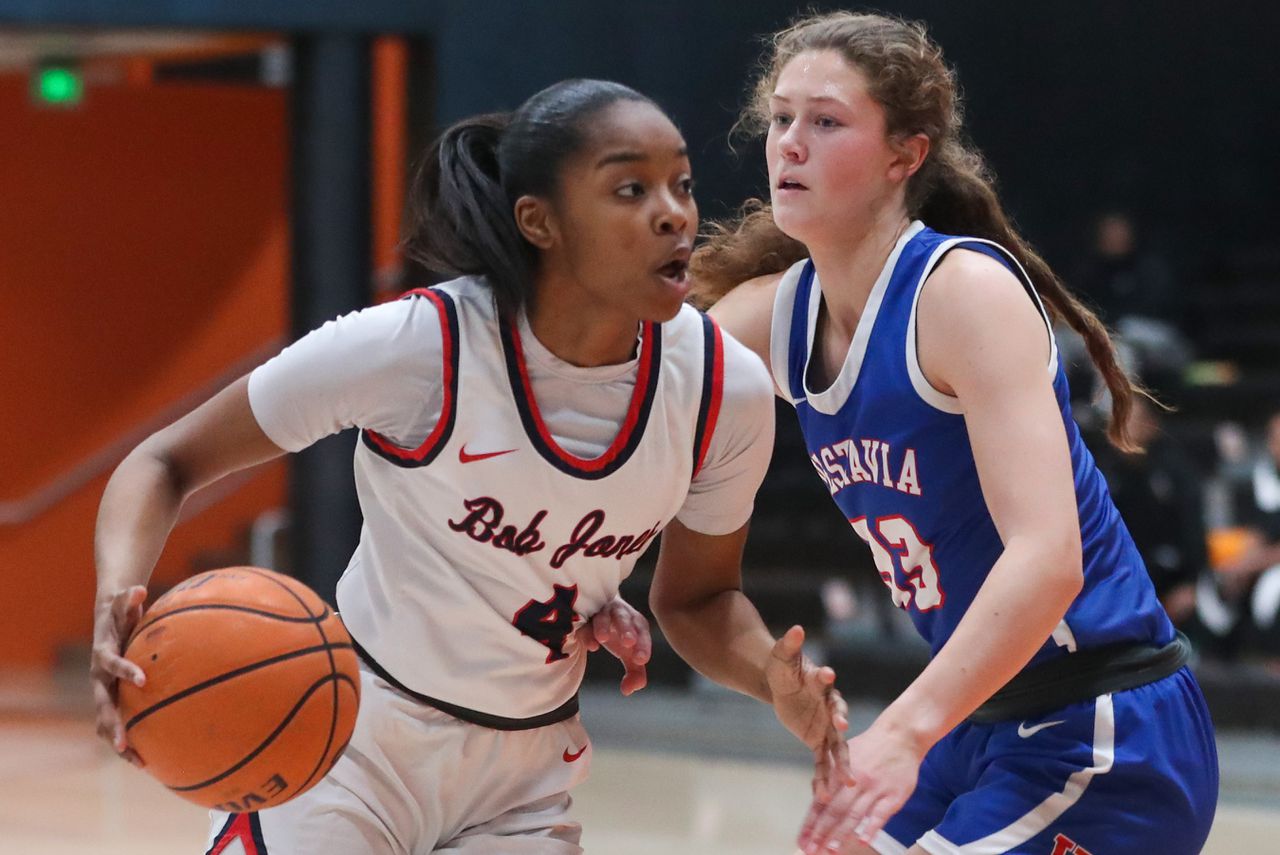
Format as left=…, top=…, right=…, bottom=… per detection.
left=513, top=584, right=580, bottom=663
left=851, top=515, right=945, bottom=611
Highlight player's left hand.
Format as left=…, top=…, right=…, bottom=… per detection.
left=577, top=596, right=651, bottom=696
left=796, top=718, right=924, bottom=854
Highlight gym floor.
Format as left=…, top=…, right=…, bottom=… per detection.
left=3, top=673, right=1276, bottom=854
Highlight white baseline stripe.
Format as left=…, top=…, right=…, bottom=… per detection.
left=916, top=694, right=1115, bottom=855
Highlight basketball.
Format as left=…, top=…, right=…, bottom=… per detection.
left=116, top=567, right=361, bottom=812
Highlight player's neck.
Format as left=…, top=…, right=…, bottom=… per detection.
left=806, top=209, right=911, bottom=339
left=525, top=283, right=640, bottom=368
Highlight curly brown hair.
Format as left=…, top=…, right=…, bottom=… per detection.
left=691, top=11, right=1150, bottom=451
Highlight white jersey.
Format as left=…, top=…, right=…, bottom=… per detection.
left=248, top=277, right=774, bottom=720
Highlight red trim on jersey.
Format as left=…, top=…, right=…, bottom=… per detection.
left=363, top=288, right=456, bottom=463
left=508, top=319, right=658, bottom=473
left=207, top=813, right=266, bottom=855
left=693, top=318, right=725, bottom=478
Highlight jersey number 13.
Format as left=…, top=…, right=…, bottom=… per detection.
left=851, top=515, right=945, bottom=612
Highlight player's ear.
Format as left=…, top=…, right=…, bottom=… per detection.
left=888, top=132, right=929, bottom=183
left=514, top=195, right=559, bottom=250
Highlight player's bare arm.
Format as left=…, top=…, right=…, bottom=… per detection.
left=92, top=376, right=284, bottom=760
left=652, top=518, right=850, bottom=797
left=650, top=519, right=780, bottom=701
left=904, top=249, right=1083, bottom=731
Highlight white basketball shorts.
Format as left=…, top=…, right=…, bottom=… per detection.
left=205, top=659, right=592, bottom=854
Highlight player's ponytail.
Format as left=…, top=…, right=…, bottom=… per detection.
left=917, top=140, right=1151, bottom=453
left=405, top=113, right=532, bottom=317
left=406, top=79, right=658, bottom=318
left=692, top=11, right=1149, bottom=451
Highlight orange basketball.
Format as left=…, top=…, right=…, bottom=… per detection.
left=117, top=567, right=361, bottom=812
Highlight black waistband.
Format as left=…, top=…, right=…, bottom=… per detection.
left=353, top=639, right=580, bottom=731
left=968, top=632, right=1192, bottom=724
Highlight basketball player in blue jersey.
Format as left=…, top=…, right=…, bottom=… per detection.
left=90, top=79, right=850, bottom=853
left=695, top=12, right=1218, bottom=855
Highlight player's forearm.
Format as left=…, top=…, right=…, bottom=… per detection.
left=653, top=589, right=776, bottom=703
left=94, top=444, right=186, bottom=608
left=879, top=534, right=1083, bottom=752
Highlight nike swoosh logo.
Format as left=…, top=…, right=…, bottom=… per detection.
left=562, top=745, right=587, bottom=763
left=1017, top=719, right=1066, bottom=739
left=458, top=446, right=517, bottom=464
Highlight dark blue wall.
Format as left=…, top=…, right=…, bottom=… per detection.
left=424, top=0, right=1279, bottom=276
left=12, top=0, right=1270, bottom=273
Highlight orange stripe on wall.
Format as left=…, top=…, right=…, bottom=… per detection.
left=0, top=74, right=290, bottom=666
left=372, top=36, right=408, bottom=301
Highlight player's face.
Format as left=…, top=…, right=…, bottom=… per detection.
left=546, top=101, right=697, bottom=322
left=766, top=50, right=903, bottom=246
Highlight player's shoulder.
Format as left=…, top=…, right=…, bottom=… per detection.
left=927, top=244, right=1025, bottom=305
left=719, top=321, right=775, bottom=415
left=666, top=303, right=772, bottom=403
left=706, top=260, right=808, bottom=373
left=426, top=275, right=491, bottom=309
left=339, top=294, right=434, bottom=349
left=310, top=280, right=482, bottom=374
left=920, top=244, right=1041, bottom=334
left=709, top=266, right=790, bottom=324
left=390, top=275, right=491, bottom=318
left=919, top=243, right=1051, bottom=381
left=369, top=275, right=500, bottom=337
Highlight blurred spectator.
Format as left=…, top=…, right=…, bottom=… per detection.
left=1196, top=411, right=1280, bottom=668
left=1068, top=212, right=1193, bottom=395
left=1092, top=395, right=1204, bottom=625
left=1075, top=213, right=1178, bottom=326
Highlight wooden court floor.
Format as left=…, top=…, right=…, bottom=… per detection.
left=1, top=667, right=1275, bottom=854
left=1, top=714, right=1276, bottom=854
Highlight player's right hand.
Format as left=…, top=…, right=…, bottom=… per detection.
left=765, top=625, right=852, bottom=803
left=90, top=585, right=148, bottom=767
left=577, top=595, right=651, bottom=696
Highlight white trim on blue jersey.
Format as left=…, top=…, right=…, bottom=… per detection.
left=904, top=236, right=1061, bottom=415
left=769, top=260, right=806, bottom=406
left=780, top=222, right=926, bottom=416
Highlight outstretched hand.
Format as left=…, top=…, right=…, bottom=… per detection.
left=766, top=625, right=852, bottom=802
left=576, top=596, right=651, bottom=696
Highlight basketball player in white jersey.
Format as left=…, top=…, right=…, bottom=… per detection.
left=91, top=79, right=850, bottom=854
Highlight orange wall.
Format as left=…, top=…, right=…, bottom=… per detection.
left=0, top=73, right=291, bottom=666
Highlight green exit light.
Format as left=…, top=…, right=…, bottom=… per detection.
left=35, top=65, right=84, bottom=106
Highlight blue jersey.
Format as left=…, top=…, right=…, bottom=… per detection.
left=770, top=221, right=1174, bottom=670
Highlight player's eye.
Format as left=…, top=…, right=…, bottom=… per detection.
left=616, top=182, right=646, bottom=198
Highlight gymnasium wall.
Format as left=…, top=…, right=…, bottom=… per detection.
left=0, top=73, right=290, bottom=667
left=426, top=0, right=1280, bottom=273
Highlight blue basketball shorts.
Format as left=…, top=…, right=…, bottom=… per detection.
left=874, top=667, right=1218, bottom=855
